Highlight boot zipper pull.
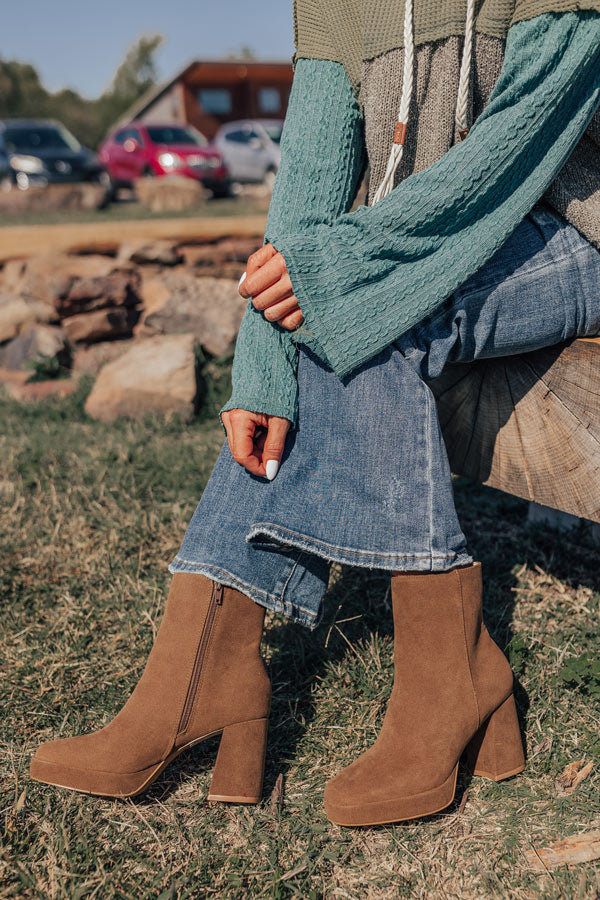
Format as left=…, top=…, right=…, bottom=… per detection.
left=215, top=582, right=224, bottom=605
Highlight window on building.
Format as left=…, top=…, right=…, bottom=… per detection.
left=198, top=88, right=232, bottom=114
left=258, top=87, right=281, bottom=113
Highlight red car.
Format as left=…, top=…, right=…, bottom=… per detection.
left=98, top=122, right=230, bottom=197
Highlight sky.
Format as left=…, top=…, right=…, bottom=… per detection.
left=1, top=0, right=294, bottom=99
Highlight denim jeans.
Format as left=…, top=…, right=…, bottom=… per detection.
left=170, top=204, right=600, bottom=628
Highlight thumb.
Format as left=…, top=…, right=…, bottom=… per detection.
left=262, top=416, right=290, bottom=480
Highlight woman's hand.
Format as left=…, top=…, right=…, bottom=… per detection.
left=221, top=408, right=291, bottom=479
left=239, top=243, right=304, bottom=331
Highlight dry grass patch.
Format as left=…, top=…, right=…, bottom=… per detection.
left=1, top=379, right=599, bottom=898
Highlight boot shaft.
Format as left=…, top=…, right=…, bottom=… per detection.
left=389, top=563, right=514, bottom=729
left=178, top=578, right=271, bottom=742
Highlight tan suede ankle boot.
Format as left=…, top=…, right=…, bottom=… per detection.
left=324, top=561, right=525, bottom=826
left=30, top=573, right=271, bottom=802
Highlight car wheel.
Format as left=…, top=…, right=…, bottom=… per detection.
left=210, top=183, right=233, bottom=199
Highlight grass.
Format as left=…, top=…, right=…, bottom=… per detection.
left=1, top=370, right=599, bottom=899
left=0, top=194, right=270, bottom=228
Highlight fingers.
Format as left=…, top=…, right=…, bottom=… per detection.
left=225, top=408, right=267, bottom=476
left=279, top=309, right=305, bottom=330
left=262, top=417, right=290, bottom=479
left=246, top=243, right=277, bottom=277
left=222, top=408, right=290, bottom=478
left=221, top=410, right=234, bottom=456
left=239, top=252, right=286, bottom=299
left=250, top=275, right=293, bottom=314
left=263, top=294, right=301, bottom=323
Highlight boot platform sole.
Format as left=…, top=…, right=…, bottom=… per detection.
left=29, top=727, right=262, bottom=804
left=325, top=757, right=525, bottom=827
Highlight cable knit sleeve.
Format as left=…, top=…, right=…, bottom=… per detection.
left=274, top=11, right=600, bottom=381
left=219, top=57, right=367, bottom=432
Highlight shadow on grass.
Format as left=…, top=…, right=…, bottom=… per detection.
left=132, top=474, right=600, bottom=810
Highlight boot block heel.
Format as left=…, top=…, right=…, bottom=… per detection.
left=465, top=694, right=525, bottom=781
left=208, top=717, right=268, bottom=804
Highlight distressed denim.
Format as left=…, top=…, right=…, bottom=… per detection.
left=169, top=204, right=600, bottom=628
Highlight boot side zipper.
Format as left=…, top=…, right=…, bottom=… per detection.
left=177, top=581, right=223, bottom=735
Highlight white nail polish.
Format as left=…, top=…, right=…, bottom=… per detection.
left=266, top=459, right=279, bottom=480
left=238, top=271, right=247, bottom=289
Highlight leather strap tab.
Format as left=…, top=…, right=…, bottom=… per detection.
left=393, top=122, right=407, bottom=145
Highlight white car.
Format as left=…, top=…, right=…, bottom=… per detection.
left=212, top=119, right=282, bottom=186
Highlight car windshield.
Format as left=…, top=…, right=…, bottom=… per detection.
left=262, top=123, right=283, bottom=144
left=146, top=126, right=208, bottom=147
left=4, top=124, right=81, bottom=153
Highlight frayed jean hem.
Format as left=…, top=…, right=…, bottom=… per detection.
left=167, top=556, right=321, bottom=630
left=246, top=523, right=474, bottom=573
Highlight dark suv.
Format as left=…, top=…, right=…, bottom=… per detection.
left=0, top=133, right=9, bottom=190
left=0, top=119, right=108, bottom=190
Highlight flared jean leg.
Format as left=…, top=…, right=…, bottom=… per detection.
left=171, top=203, right=600, bottom=628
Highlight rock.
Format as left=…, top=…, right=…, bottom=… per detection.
left=56, top=269, right=141, bottom=317
left=119, top=240, right=184, bottom=267
left=137, top=274, right=244, bottom=357
left=0, top=374, right=78, bottom=402
left=179, top=237, right=263, bottom=277
left=136, top=175, right=208, bottom=212
left=72, top=339, right=136, bottom=376
left=0, top=183, right=106, bottom=214
left=84, top=334, right=198, bottom=422
left=0, top=259, right=27, bottom=293
left=180, top=237, right=262, bottom=267
left=0, top=324, right=67, bottom=371
left=16, top=254, right=115, bottom=306
left=62, top=307, right=138, bottom=344
left=0, top=294, right=56, bottom=342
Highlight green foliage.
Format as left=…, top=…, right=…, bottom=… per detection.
left=0, top=33, right=164, bottom=150
left=505, top=633, right=530, bottom=675
left=26, top=353, right=71, bottom=382
left=558, top=652, right=600, bottom=698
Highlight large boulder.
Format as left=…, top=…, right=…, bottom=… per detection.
left=0, top=324, right=67, bottom=371
left=0, top=294, right=57, bottom=342
left=62, top=307, right=138, bottom=344
left=84, top=334, right=198, bottom=422
left=72, top=339, right=136, bottom=376
left=137, top=274, right=244, bottom=357
left=136, top=176, right=207, bottom=212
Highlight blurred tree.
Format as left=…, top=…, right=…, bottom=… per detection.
left=0, top=34, right=164, bottom=150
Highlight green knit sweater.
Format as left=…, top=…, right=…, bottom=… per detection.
left=220, top=11, right=600, bottom=431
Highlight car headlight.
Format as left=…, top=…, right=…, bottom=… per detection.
left=10, top=155, right=44, bottom=174
left=158, top=152, right=184, bottom=170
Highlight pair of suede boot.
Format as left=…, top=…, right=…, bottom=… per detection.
left=30, top=562, right=525, bottom=824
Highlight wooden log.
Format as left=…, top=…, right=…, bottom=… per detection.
left=430, top=337, right=600, bottom=523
